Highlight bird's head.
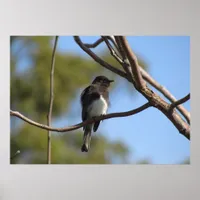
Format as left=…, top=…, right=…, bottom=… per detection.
left=92, top=76, right=114, bottom=87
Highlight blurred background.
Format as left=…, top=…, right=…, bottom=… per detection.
left=10, top=36, right=190, bottom=164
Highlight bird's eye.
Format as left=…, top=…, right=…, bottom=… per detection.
left=103, top=79, right=107, bottom=83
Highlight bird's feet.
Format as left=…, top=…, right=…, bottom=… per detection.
left=100, top=114, right=106, bottom=121
left=92, top=116, right=98, bottom=121
left=91, top=114, right=106, bottom=121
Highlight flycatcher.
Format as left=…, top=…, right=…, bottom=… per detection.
left=80, top=75, right=114, bottom=152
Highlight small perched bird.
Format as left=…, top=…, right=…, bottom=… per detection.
left=80, top=75, right=114, bottom=152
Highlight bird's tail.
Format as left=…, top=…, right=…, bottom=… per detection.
left=81, top=125, right=92, bottom=152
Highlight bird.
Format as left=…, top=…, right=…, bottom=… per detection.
left=80, top=75, right=114, bottom=152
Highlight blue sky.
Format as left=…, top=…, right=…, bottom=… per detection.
left=53, top=36, right=190, bottom=164
left=13, top=36, right=190, bottom=164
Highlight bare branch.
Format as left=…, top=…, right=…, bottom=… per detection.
left=119, top=36, right=146, bottom=89
left=101, top=36, right=124, bottom=65
left=107, top=36, right=121, bottom=52
left=10, top=102, right=151, bottom=132
left=140, top=68, right=190, bottom=124
left=74, top=35, right=190, bottom=139
left=106, top=36, right=190, bottom=124
left=114, top=36, right=128, bottom=60
left=117, top=37, right=190, bottom=138
left=137, top=86, right=190, bottom=140
left=84, top=36, right=119, bottom=50
left=169, top=93, right=190, bottom=112
left=114, top=36, right=135, bottom=82
left=74, top=36, right=128, bottom=79
left=84, top=38, right=104, bottom=48
left=74, top=36, right=136, bottom=85
left=47, top=36, right=58, bottom=164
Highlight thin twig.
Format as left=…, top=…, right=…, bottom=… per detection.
left=169, top=94, right=190, bottom=112
left=114, top=36, right=134, bottom=81
left=73, top=36, right=128, bottom=79
left=74, top=36, right=135, bottom=83
left=107, top=36, right=121, bottom=53
left=103, top=36, right=135, bottom=83
left=119, top=36, right=146, bottom=89
left=10, top=102, right=152, bottom=132
left=47, top=36, right=58, bottom=164
left=84, top=38, right=104, bottom=48
left=101, top=36, right=124, bottom=65
left=140, top=68, right=190, bottom=124
left=84, top=36, right=119, bottom=50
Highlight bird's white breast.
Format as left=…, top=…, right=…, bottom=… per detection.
left=88, top=95, right=108, bottom=117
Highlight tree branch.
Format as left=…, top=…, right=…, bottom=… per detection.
left=169, top=93, right=190, bottom=112
left=10, top=102, right=151, bottom=132
left=106, top=36, right=122, bottom=53
left=109, top=36, right=190, bottom=124
left=84, top=38, right=104, bottom=48
left=73, top=36, right=128, bottom=80
left=140, top=68, right=190, bottom=124
left=104, top=36, right=135, bottom=84
left=119, top=36, right=146, bottom=89
left=74, top=35, right=190, bottom=140
left=101, top=36, right=124, bottom=65
left=84, top=36, right=120, bottom=50
left=84, top=36, right=190, bottom=125
left=114, top=36, right=128, bottom=60
left=74, top=36, right=135, bottom=84
left=47, top=36, right=58, bottom=164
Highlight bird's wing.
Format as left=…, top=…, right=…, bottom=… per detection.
left=80, top=85, right=100, bottom=122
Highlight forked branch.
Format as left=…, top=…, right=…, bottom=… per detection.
left=74, top=35, right=190, bottom=140
left=103, top=36, right=190, bottom=124
left=10, top=36, right=190, bottom=144
left=74, top=36, right=128, bottom=78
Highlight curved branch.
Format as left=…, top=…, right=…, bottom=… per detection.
left=101, top=36, right=124, bottom=65
left=73, top=36, right=128, bottom=79
left=84, top=36, right=119, bottom=50
left=140, top=68, right=190, bottom=124
left=74, top=36, right=134, bottom=84
left=106, top=36, right=190, bottom=124
left=107, top=36, right=121, bottom=53
left=84, top=38, right=104, bottom=48
left=169, top=93, right=190, bottom=112
left=74, top=35, right=190, bottom=140
left=10, top=102, right=151, bottom=132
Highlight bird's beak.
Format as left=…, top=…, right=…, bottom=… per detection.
left=109, top=80, right=114, bottom=83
